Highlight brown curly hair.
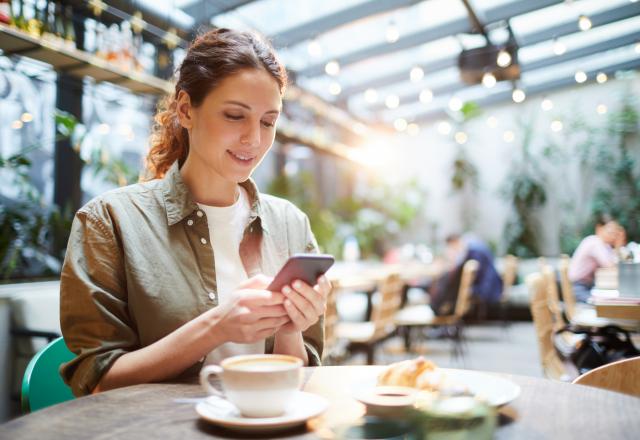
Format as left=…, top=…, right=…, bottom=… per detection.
left=143, top=28, right=288, bottom=181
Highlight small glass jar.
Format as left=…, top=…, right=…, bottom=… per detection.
left=413, top=396, right=496, bottom=440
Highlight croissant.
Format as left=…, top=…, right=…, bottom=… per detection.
left=378, top=357, right=437, bottom=388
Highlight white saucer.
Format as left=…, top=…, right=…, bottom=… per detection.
left=195, top=391, right=328, bottom=432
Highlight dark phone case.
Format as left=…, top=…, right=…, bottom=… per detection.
left=267, top=254, right=334, bottom=291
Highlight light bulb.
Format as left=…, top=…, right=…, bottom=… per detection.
left=394, top=118, right=408, bottom=131
left=482, top=72, right=497, bottom=88
left=386, top=22, right=399, bottom=43
left=596, top=72, right=607, bottom=84
left=575, top=70, right=587, bottom=83
left=364, top=89, right=378, bottom=104
left=325, top=61, right=340, bottom=76
left=512, top=89, right=526, bottom=103
left=487, top=116, right=498, bottom=128
left=419, top=89, right=433, bottom=104
left=503, top=131, right=515, bottom=143
left=410, top=66, right=424, bottom=82
left=551, top=120, right=563, bottom=132
left=385, top=94, right=400, bottom=109
left=307, top=40, right=322, bottom=57
left=329, top=82, right=342, bottom=95
left=497, top=49, right=512, bottom=68
left=553, top=39, right=566, bottom=55
left=437, top=121, right=452, bottom=135
left=454, top=131, right=468, bottom=144
left=541, top=99, right=553, bottom=111
left=449, top=97, right=463, bottom=112
left=578, top=15, right=592, bottom=31
left=596, top=104, right=607, bottom=114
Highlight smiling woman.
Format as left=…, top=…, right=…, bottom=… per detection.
left=58, top=28, right=330, bottom=397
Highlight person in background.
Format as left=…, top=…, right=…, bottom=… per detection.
left=59, top=29, right=330, bottom=397
left=569, top=214, right=625, bottom=302
left=429, top=234, right=502, bottom=316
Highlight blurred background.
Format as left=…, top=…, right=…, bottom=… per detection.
left=1, top=0, right=639, bottom=423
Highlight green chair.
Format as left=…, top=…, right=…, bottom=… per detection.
left=21, top=337, right=75, bottom=413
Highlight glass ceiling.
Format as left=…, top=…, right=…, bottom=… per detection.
left=156, top=0, right=640, bottom=126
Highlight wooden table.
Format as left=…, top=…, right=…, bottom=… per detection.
left=2, top=366, right=639, bottom=439
left=594, top=302, right=640, bottom=321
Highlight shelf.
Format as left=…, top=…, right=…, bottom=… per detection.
left=0, top=23, right=173, bottom=95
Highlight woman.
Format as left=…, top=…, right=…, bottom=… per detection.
left=60, top=29, right=330, bottom=396
left=569, top=214, right=623, bottom=302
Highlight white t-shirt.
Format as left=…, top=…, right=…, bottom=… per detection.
left=199, top=186, right=265, bottom=365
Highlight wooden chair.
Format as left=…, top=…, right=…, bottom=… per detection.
left=322, top=281, right=346, bottom=365
left=527, top=273, right=577, bottom=381
left=335, top=273, right=404, bottom=364
left=498, top=255, right=518, bottom=325
left=395, top=260, right=479, bottom=360
left=573, top=356, right=640, bottom=397
left=541, top=265, right=565, bottom=331
left=558, top=255, right=577, bottom=322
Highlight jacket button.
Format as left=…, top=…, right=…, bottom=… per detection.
left=208, top=292, right=216, bottom=301
left=196, top=211, right=204, bottom=218
left=200, top=237, right=207, bottom=245
left=187, top=219, right=194, bottom=226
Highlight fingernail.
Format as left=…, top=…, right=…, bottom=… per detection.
left=293, top=280, right=302, bottom=289
left=283, top=286, right=291, bottom=295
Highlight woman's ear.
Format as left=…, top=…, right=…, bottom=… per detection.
left=176, top=90, right=193, bottom=129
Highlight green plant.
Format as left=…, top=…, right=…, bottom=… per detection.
left=500, top=116, right=547, bottom=257
left=0, top=110, right=138, bottom=280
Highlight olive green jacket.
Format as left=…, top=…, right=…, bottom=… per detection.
left=60, top=162, right=323, bottom=396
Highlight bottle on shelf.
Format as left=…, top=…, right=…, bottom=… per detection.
left=27, top=0, right=44, bottom=37
left=0, top=0, right=11, bottom=25
left=53, top=0, right=64, bottom=41
left=63, top=4, right=75, bottom=49
left=12, top=0, right=27, bottom=30
left=94, top=22, right=107, bottom=59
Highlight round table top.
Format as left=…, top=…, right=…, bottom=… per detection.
left=2, top=366, right=639, bottom=439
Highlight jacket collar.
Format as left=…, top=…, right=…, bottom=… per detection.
left=161, top=161, right=267, bottom=232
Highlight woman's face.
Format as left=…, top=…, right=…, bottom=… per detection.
left=178, top=68, right=282, bottom=183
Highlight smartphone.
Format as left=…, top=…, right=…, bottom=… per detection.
left=267, top=254, right=335, bottom=292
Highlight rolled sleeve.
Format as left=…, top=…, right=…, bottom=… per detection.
left=60, top=206, right=137, bottom=396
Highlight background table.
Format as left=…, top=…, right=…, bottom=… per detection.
left=2, top=366, right=639, bottom=439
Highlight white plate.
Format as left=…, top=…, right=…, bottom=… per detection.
left=353, top=369, right=520, bottom=408
left=195, top=391, right=328, bottom=432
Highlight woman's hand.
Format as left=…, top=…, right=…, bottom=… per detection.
left=278, top=276, right=332, bottom=334
left=213, top=275, right=290, bottom=344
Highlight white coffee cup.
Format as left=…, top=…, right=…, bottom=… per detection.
left=199, top=354, right=303, bottom=418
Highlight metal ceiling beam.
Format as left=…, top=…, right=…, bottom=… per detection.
left=296, top=0, right=562, bottom=77
left=338, top=2, right=640, bottom=100
left=366, top=30, right=640, bottom=111
left=411, top=58, right=640, bottom=123
left=518, top=2, right=640, bottom=46
left=271, top=0, right=424, bottom=48
left=182, top=0, right=257, bottom=22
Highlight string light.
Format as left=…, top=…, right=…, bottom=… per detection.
left=487, top=116, right=498, bottom=128
left=328, top=82, right=342, bottom=95
left=410, top=66, right=424, bottom=82
left=541, top=98, right=553, bottom=111
left=11, top=120, right=23, bottom=129
left=419, top=89, right=433, bottom=104
left=386, top=21, right=399, bottom=43
left=578, top=15, right=592, bottom=31
left=163, top=27, right=180, bottom=49
left=596, top=72, right=608, bottom=84
left=437, top=120, right=452, bottom=135
left=88, top=0, right=106, bottom=16
left=364, top=89, right=378, bottom=104
left=596, top=104, right=607, bottom=114
left=512, top=88, right=526, bottom=103
left=394, top=118, right=408, bottom=131
left=307, top=40, right=322, bottom=57
left=325, top=61, right=340, bottom=76
left=496, top=49, right=512, bottom=68
left=385, top=94, right=400, bottom=109
left=407, top=123, right=420, bottom=136
left=575, top=70, right=587, bottom=83
left=130, top=11, right=146, bottom=34
left=448, top=97, right=463, bottom=112
left=553, top=39, right=567, bottom=55
left=503, top=130, right=515, bottom=143
left=551, top=120, right=563, bottom=132
left=20, top=112, right=33, bottom=123
left=482, top=72, right=497, bottom=88
left=454, top=131, right=468, bottom=144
